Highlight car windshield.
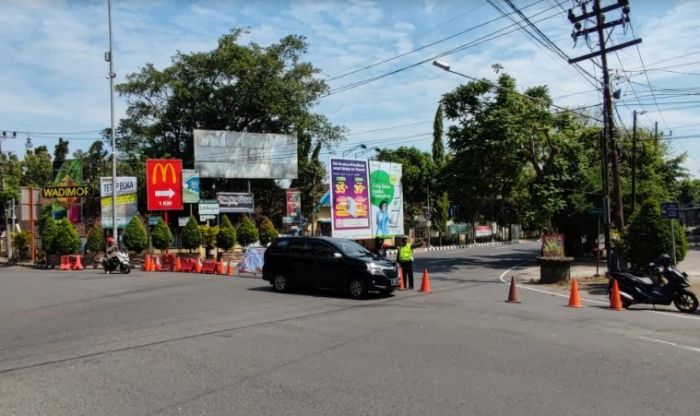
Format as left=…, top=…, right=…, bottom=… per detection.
left=335, top=239, right=373, bottom=258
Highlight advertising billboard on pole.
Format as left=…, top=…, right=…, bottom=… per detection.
left=329, top=158, right=371, bottom=239
left=146, top=159, right=183, bottom=211
left=194, top=129, right=297, bottom=179
left=100, top=177, right=137, bottom=228
left=216, top=192, right=254, bottom=213
left=369, top=161, right=404, bottom=238
left=182, top=169, right=200, bottom=204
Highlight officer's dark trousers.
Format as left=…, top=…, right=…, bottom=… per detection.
left=399, top=261, right=414, bottom=288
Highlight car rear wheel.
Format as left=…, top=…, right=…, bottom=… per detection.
left=272, top=274, right=290, bottom=292
left=348, top=278, right=368, bottom=299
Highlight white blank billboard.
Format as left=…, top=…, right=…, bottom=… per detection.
left=194, top=129, right=298, bottom=179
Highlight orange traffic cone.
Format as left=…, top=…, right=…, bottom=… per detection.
left=143, top=254, right=151, bottom=271
left=217, top=259, right=224, bottom=275
left=506, top=276, right=521, bottom=303
left=226, top=260, right=235, bottom=276
left=72, top=255, right=84, bottom=271
left=420, top=268, right=432, bottom=293
left=397, top=266, right=405, bottom=290
left=609, top=279, right=623, bottom=311
left=153, top=255, right=161, bottom=271
left=568, top=278, right=582, bottom=308
left=173, top=256, right=181, bottom=272
left=194, top=258, right=203, bottom=273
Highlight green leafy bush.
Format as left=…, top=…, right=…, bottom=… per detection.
left=151, top=218, right=173, bottom=252
left=200, top=225, right=219, bottom=250
left=217, top=215, right=236, bottom=252
left=625, top=199, right=688, bottom=267
left=53, top=219, right=81, bottom=255
left=237, top=216, right=259, bottom=247
left=258, top=217, right=279, bottom=246
left=87, top=224, right=106, bottom=253
left=123, top=217, right=149, bottom=253
left=12, top=230, right=31, bottom=260
left=181, top=216, right=202, bottom=252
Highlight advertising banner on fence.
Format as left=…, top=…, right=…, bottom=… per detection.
left=368, top=161, right=404, bottom=238
left=100, top=177, right=138, bottom=228
left=330, top=158, right=371, bottom=239
left=216, top=192, right=254, bottom=213
left=182, top=169, right=200, bottom=204
left=475, top=224, right=495, bottom=238
left=286, top=190, right=301, bottom=221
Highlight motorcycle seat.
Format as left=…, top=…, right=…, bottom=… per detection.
left=611, top=272, right=655, bottom=286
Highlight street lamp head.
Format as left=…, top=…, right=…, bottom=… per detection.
left=25, top=137, right=33, bottom=150
left=432, top=60, right=450, bottom=71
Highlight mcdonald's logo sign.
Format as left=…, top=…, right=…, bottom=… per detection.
left=146, top=159, right=183, bottom=211
left=151, top=162, right=178, bottom=185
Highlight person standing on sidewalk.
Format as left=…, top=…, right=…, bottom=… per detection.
left=397, top=236, right=414, bottom=289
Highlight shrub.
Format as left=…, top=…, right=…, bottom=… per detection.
left=258, top=217, right=279, bottom=246
left=237, top=216, right=259, bottom=247
left=41, top=216, right=58, bottom=255
left=181, top=216, right=202, bottom=252
left=87, top=224, right=106, bottom=253
left=150, top=218, right=173, bottom=253
left=217, top=215, right=236, bottom=252
left=123, top=217, right=149, bottom=253
left=200, top=224, right=219, bottom=250
left=53, top=219, right=81, bottom=255
left=12, top=230, right=31, bottom=260
left=625, top=199, right=688, bottom=267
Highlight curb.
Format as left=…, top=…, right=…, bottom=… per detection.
left=386, top=240, right=520, bottom=256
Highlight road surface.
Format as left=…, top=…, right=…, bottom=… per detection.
left=1, top=242, right=698, bottom=415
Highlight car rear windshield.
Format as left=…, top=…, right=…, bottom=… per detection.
left=335, top=239, right=373, bottom=258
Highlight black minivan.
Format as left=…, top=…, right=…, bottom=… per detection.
left=262, top=237, right=400, bottom=299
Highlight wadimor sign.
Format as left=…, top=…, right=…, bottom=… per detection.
left=41, top=186, right=89, bottom=199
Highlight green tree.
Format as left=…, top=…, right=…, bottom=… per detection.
left=200, top=225, right=219, bottom=257
left=150, top=219, right=173, bottom=253
left=625, top=199, right=688, bottom=268
left=377, top=147, right=436, bottom=229
left=432, top=104, right=445, bottom=167
left=87, top=224, right=106, bottom=253
left=181, top=216, right=202, bottom=252
left=38, top=205, right=58, bottom=255
left=12, top=230, right=31, bottom=260
left=217, top=215, right=237, bottom=252
left=0, top=152, right=21, bottom=224
left=237, top=216, right=259, bottom=247
left=53, top=138, right=70, bottom=168
left=123, top=217, right=149, bottom=253
left=52, top=219, right=81, bottom=255
left=21, top=146, right=53, bottom=187
left=258, top=217, right=279, bottom=246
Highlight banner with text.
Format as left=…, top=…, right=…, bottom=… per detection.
left=216, top=192, right=254, bottom=213
left=100, top=177, right=138, bottom=228
left=369, top=161, right=404, bottom=238
left=330, top=158, right=371, bottom=239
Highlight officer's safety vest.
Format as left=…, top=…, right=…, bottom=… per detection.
left=399, top=244, right=413, bottom=262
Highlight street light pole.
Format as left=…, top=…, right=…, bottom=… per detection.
left=631, top=110, right=645, bottom=213
left=107, top=0, right=118, bottom=245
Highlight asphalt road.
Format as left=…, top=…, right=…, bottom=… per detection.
left=1, top=242, right=699, bottom=416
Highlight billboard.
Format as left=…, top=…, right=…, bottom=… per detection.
left=50, top=159, right=83, bottom=223
left=286, top=190, right=301, bottom=220
left=182, top=169, right=200, bottom=204
left=369, top=161, right=404, bottom=238
left=194, top=129, right=298, bottom=179
left=329, top=158, right=371, bottom=239
left=100, top=177, right=138, bottom=228
left=146, top=159, right=183, bottom=211
left=217, top=192, right=254, bottom=213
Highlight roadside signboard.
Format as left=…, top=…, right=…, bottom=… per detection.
left=286, top=190, right=301, bottom=220
left=182, top=169, right=200, bottom=204
left=329, top=158, right=371, bottom=239
left=216, top=192, right=254, bottom=213
left=200, top=215, right=216, bottom=222
left=100, top=177, right=137, bottom=228
left=198, top=199, right=220, bottom=215
left=148, top=216, right=162, bottom=226
left=146, top=159, right=183, bottom=211
left=661, top=202, right=679, bottom=219
left=178, top=217, right=189, bottom=227
left=368, top=161, right=404, bottom=238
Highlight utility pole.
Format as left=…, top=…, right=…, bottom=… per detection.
left=568, top=0, right=642, bottom=267
left=654, top=121, right=659, bottom=154
left=632, top=110, right=638, bottom=213
left=106, top=0, right=118, bottom=245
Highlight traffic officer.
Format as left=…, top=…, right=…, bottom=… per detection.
left=397, top=236, right=414, bottom=289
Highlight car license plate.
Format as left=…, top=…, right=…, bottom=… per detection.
left=390, top=278, right=399, bottom=286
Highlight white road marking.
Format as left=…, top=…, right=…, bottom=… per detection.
left=634, top=336, right=700, bottom=353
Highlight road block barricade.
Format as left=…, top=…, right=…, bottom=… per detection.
left=201, top=259, right=218, bottom=274
left=59, top=255, right=85, bottom=271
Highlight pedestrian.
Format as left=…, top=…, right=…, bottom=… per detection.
left=374, top=236, right=386, bottom=258
left=396, top=236, right=414, bottom=289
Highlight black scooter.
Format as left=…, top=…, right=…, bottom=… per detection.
left=607, top=254, right=698, bottom=313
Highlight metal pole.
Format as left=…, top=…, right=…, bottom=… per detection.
left=29, top=187, right=35, bottom=262
left=631, top=110, right=637, bottom=213
left=426, top=183, right=431, bottom=248
left=107, top=0, right=118, bottom=246
left=654, top=121, right=659, bottom=155
left=671, top=219, right=677, bottom=266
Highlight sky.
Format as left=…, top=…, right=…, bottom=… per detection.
left=1, top=0, right=700, bottom=175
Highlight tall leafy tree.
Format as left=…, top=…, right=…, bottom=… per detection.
left=53, top=138, right=70, bottom=169
left=432, top=104, right=445, bottom=167
left=21, top=146, right=53, bottom=187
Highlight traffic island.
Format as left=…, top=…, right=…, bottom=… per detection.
left=537, top=256, right=574, bottom=283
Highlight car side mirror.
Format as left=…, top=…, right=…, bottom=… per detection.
left=333, top=252, right=343, bottom=259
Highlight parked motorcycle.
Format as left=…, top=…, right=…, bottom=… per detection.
left=102, top=251, right=131, bottom=274
left=607, top=254, right=698, bottom=313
